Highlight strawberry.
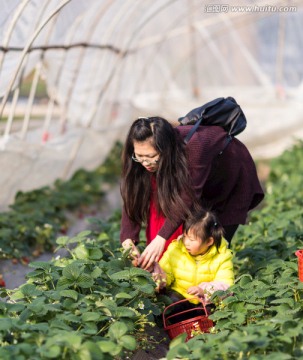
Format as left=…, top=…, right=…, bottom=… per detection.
left=21, top=256, right=30, bottom=265
left=0, top=275, right=6, bottom=287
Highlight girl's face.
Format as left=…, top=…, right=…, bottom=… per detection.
left=133, top=139, right=160, bottom=172
left=183, top=229, right=214, bottom=256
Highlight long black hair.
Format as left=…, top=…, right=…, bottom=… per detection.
left=121, top=117, right=197, bottom=225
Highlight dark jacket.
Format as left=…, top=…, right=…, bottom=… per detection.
left=120, top=125, right=264, bottom=243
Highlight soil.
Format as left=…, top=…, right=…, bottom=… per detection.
left=131, top=324, right=170, bottom=360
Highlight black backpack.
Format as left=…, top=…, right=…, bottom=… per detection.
left=178, top=97, right=247, bottom=153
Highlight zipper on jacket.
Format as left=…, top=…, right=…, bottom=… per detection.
left=194, top=259, right=198, bottom=285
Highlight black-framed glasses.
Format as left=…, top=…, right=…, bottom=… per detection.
left=131, top=153, right=160, bottom=166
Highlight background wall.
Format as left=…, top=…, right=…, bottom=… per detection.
left=1, top=0, right=303, bottom=209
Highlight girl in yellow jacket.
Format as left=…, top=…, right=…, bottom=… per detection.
left=153, top=208, right=234, bottom=306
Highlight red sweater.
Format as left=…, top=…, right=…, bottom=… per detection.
left=120, top=125, right=264, bottom=244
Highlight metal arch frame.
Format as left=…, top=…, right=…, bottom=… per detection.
left=60, top=0, right=143, bottom=179
left=20, top=2, right=61, bottom=140
left=0, top=0, right=72, bottom=121
left=158, top=6, right=303, bottom=111
left=83, top=0, right=145, bottom=128
left=55, top=1, right=116, bottom=134
left=86, top=0, right=178, bottom=129
left=0, top=0, right=30, bottom=69
left=123, top=0, right=300, bottom=103
left=57, top=0, right=134, bottom=133
left=40, top=4, right=96, bottom=140
left=1, top=0, right=302, bottom=170
left=2, top=0, right=59, bottom=139
left=1, top=0, right=31, bottom=139
left=125, top=1, right=206, bottom=101
left=127, top=3, right=271, bottom=103
left=60, top=0, right=178, bottom=178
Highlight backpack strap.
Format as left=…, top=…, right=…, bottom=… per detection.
left=218, top=135, right=233, bottom=155
left=183, top=117, right=203, bottom=144
left=183, top=108, right=236, bottom=153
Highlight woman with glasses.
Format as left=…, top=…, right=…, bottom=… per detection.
left=120, top=117, right=264, bottom=270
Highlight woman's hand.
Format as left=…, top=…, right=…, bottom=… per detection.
left=122, top=239, right=141, bottom=267
left=138, top=235, right=166, bottom=270
left=187, top=286, right=204, bottom=297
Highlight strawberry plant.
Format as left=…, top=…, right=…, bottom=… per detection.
left=166, top=140, right=303, bottom=359
left=0, top=218, right=166, bottom=359
left=0, top=142, right=122, bottom=260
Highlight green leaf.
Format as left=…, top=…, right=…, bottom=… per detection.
left=97, top=339, right=123, bottom=355
left=115, top=292, right=132, bottom=299
left=231, top=312, right=246, bottom=325
left=28, top=261, right=52, bottom=271
left=74, top=244, right=89, bottom=259
left=91, top=267, right=102, bottom=278
left=60, top=290, right=78, bottom=301
left=89, top=248, right=103, bottom=260
left=81, top=341, right=104, bottom=360
left=21, top=284, right=43, bottom=297
left=237, top=274, right=253, bottom=287
left=69, top=231, right=92, bottom=244
left=28, top=301, right=45, bottom=315
left=6, top=303, right=25, bottom=313
left=114, top=307, right=136, bottom=318
left=108, top=321, right=128, bottom=340
left=210, top=310, right=233, bottom=321
left=119, top=335, right=136, bottom=350
left=77, top=274, right=94, bottom=288
left=82, top=323, right=98, bottom=335
left=19, top=308, right=31, bottom=322
left=62, top=263, right=82, bottom=280
left=129, top=267, right=152, bottom=278
left=134, top=284, right=155, bottom=294
left=110, top=267, right=151, bottom=281
left=97, top=340, right=117, bottom=353
left=56, top=277, right=73, bottom=289
left=49, top=319, right=73, bottom=331
left=0, top=318, right=12, bottom=330
left=10, top=290, right=25, bottom=301
left=58, top=313, right=82, bottom=324
left=110, top=270, right=130, bottom=281
left=96, top=298, right=117, bottom=312
left=167, top=335, right=188, bottom=360
left=270, top=298, right=294, bottom=307
left=56, top=236, right=70, bottom=246
left=259, top=352, right=292, bottom=360
left=40, top=344, right=61, bottom=359
left=82, top=312, right=100, bottom=322
left=30, top=322, right=49, bottom=332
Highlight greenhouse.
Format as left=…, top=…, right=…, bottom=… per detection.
left=1, top=1, right=303, bottom=359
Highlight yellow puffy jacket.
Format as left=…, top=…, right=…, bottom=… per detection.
left=159, top=238, right=234, bottom=303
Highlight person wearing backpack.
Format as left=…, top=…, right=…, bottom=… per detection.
left=120, top=115, right=264, bottom=270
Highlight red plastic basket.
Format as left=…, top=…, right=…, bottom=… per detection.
left=295, top=250, right=303, bottom=282
left=163, top=297, right=214, bottom=341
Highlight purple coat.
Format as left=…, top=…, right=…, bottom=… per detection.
left=120, top=125, right=264, bottom=243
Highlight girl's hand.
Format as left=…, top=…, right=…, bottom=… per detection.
left=152, top=262, right=167, bottom=292
left=138, top=235, right=166, bottom=270
left=187, top=286, right=204, bottom=297
left=122, top=239, right=140, bottom=267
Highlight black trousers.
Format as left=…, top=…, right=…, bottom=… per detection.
left=223, top=224, right=239, bottom=246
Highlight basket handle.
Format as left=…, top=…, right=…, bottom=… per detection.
left=162, top=297, right=209, bottom=328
